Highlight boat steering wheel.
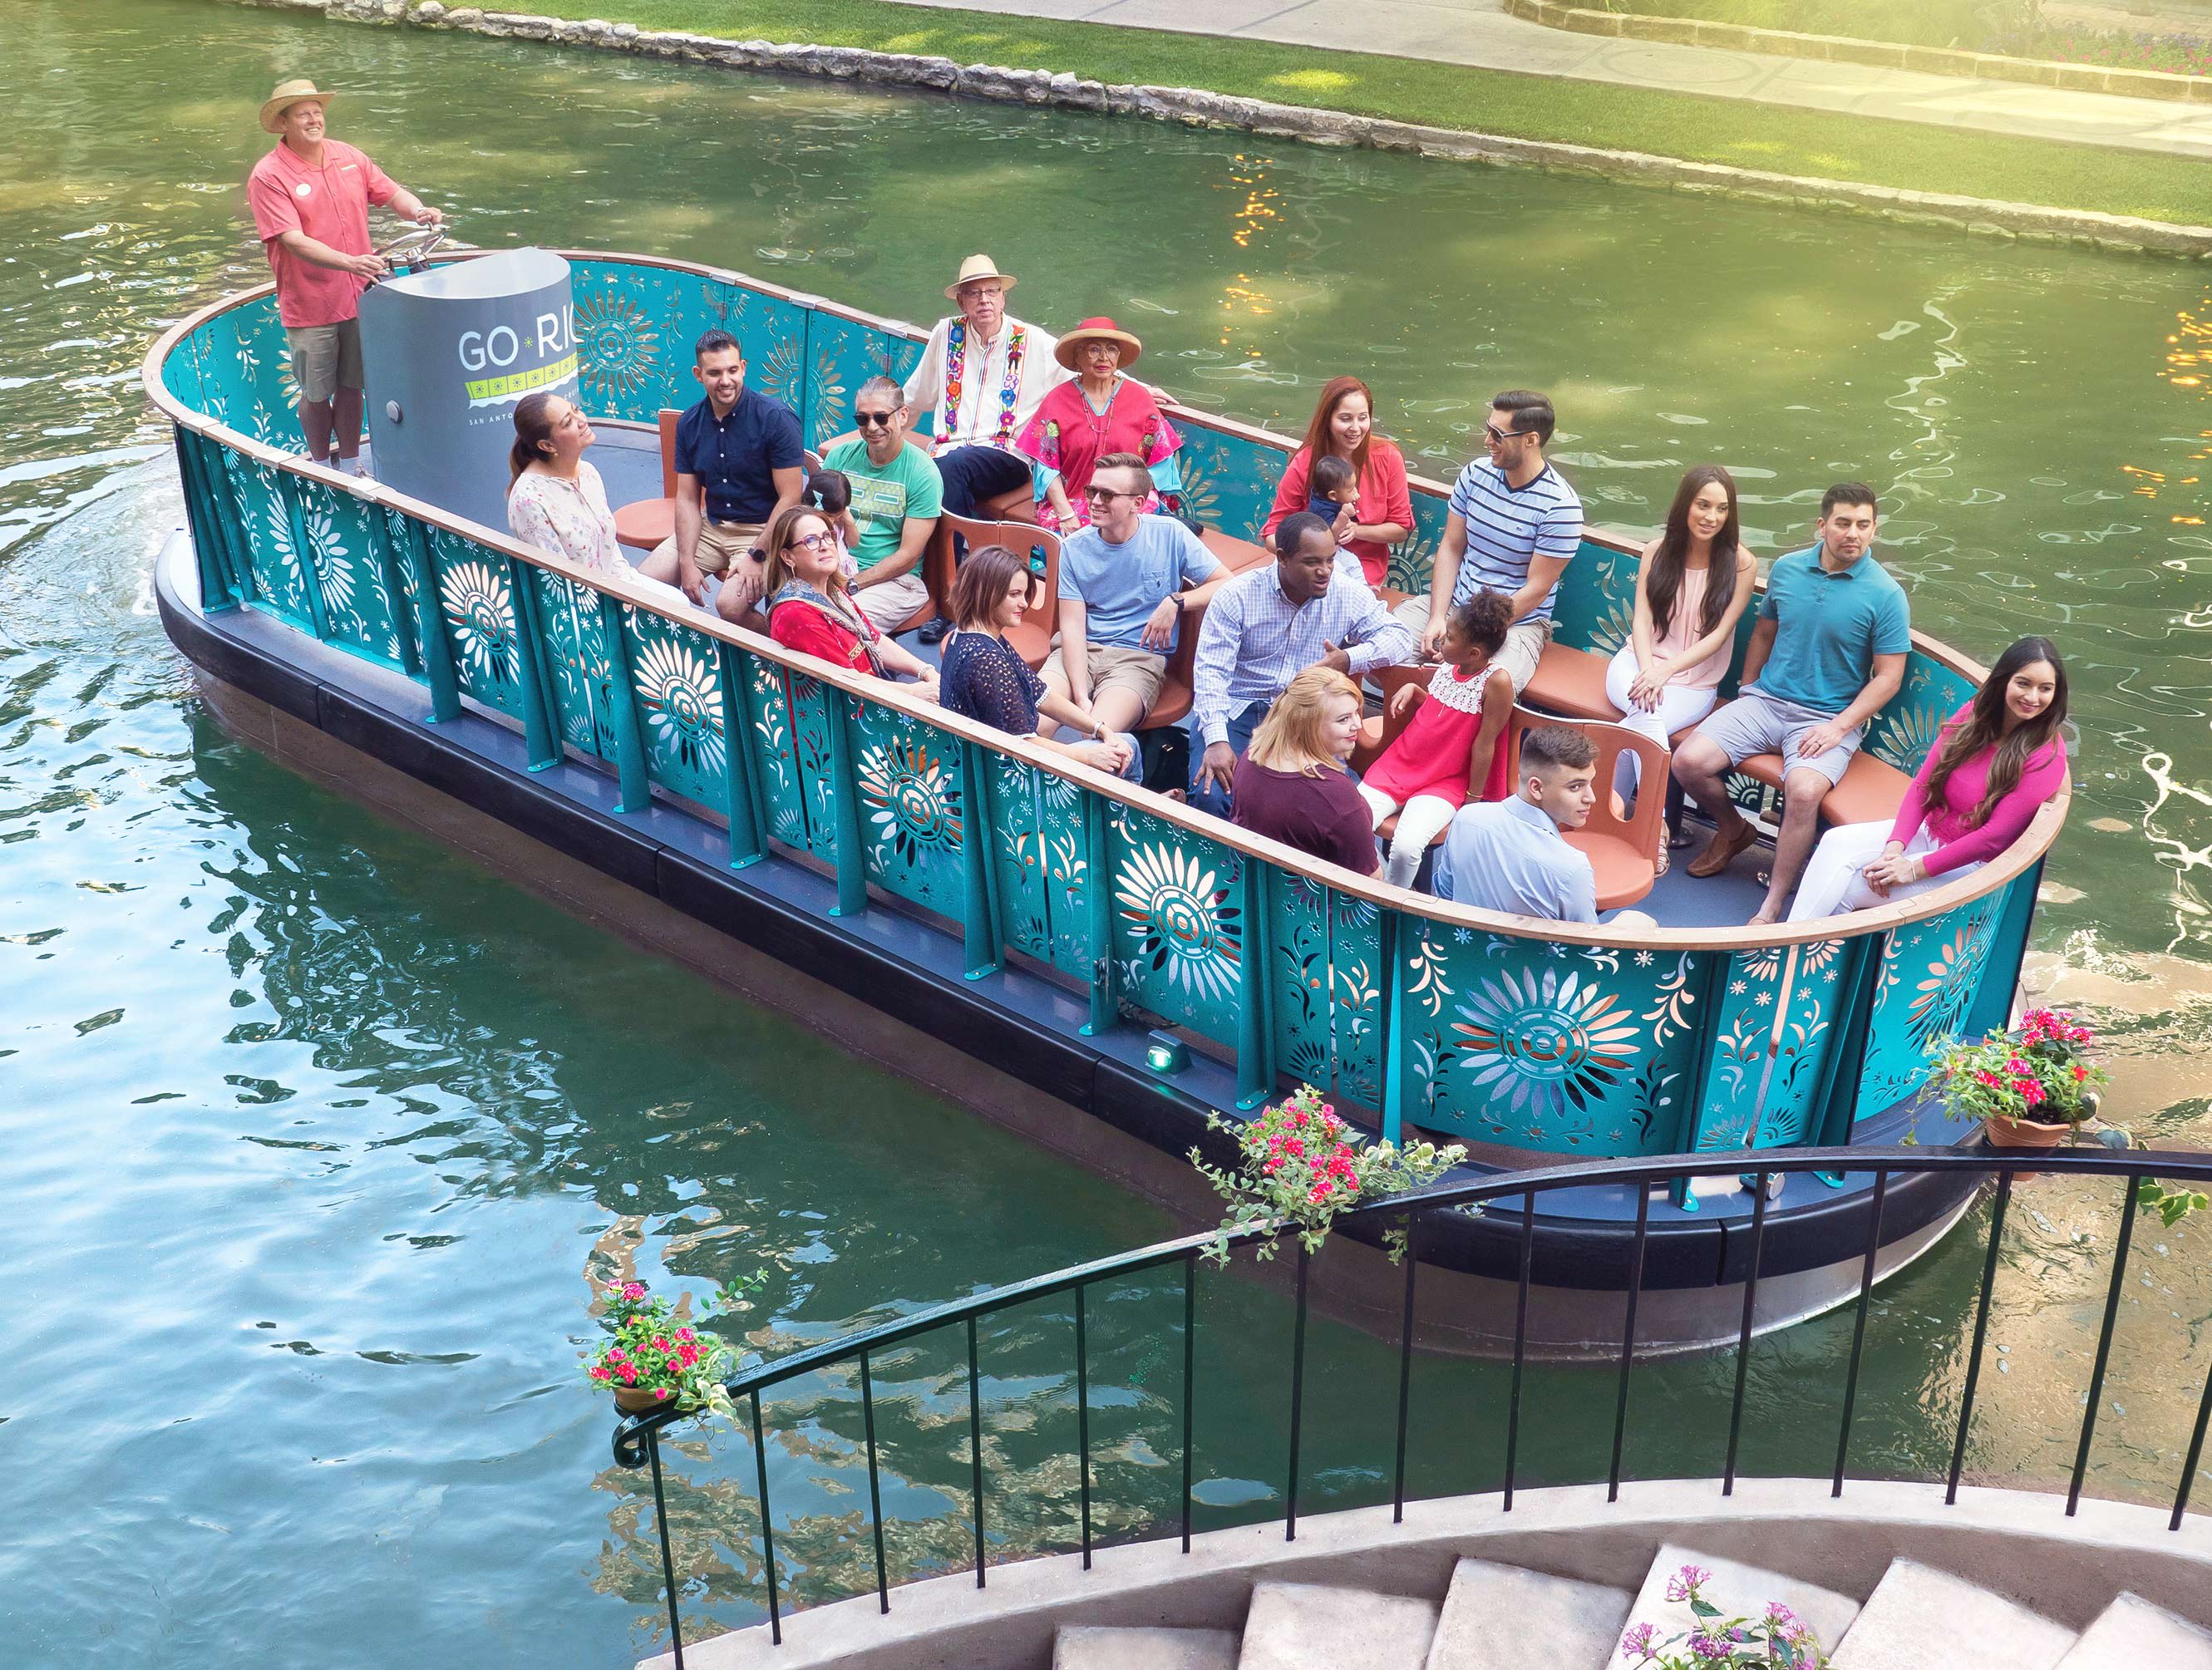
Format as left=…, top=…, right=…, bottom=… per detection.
left=373, top=223, right=450, bottom=277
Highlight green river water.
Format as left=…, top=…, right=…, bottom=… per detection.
left=4, top=0, right=2211, bottom=1662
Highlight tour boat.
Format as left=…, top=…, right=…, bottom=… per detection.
left=142, top=248, right=2065, bottom=1354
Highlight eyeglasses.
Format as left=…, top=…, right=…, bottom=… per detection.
left=1483, top=423, right=1528, bottom=446
left=854, top=409, right=898, bottom=427
left=1083, top=485, right=1138, bottom=503
left=789, top=531, right=838, bottom=554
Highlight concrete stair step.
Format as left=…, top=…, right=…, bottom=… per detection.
left=1053, top=1624, right=1241, bottom=1669
left=1833, top=1559, right=2074, bottom=1670
left=1425, top=1556, right=1632, bottom=1670
left=1237, top=1580, right=1440, bottom=1670
left=2057, top=1592, right=2212, bottom=1669
left=1625, top=1543, right=1861, bottom=1661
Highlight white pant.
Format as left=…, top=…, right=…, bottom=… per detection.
left=1358, top=785, right=1457, bottom=889
left=1604, top=643, right=1718, bottom=795
left=1787, top=822, right=1976, bottom=922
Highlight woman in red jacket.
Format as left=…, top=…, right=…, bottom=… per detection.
left=761, top=506, right=939, bottom=698
left=1260, top=376, right=1414, bottom=588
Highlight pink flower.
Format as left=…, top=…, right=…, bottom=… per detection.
left=1664, top=1564, right=1710, bottom=1603
left=622, top=1282, right=646, bottom=1301
left=677, top=1328, right=694, bottom=1342
left=589, top=1366, right=610, bottom=1382
left=1285, top=1137, right=1305, bottom=1158
left=1620, top=1623, right=1656, bottom=1661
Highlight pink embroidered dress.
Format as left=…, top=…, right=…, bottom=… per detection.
left=1016, top=377, right=1183, bottom=530
left=1364, top=662, right=1514, bottom=810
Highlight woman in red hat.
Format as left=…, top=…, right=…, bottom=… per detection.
left=1015, top=318, right=1184, bottom=532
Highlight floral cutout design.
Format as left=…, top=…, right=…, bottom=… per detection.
left=632, top=634, right=727, bottom=779
left=1447, top=965, right=1643, bottom=1126
left=575, top=285, right=662, bottom=410
left=1114, top=839, right=1243, bottom=1012
left=858, top=733, right=962, bottom=867
left=439, top=558, right=517, bottom=690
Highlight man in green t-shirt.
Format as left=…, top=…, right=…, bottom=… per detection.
left=819, top=376, right=943, bottom=633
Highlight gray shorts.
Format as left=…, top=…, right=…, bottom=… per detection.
left=285, top=318, right=364, bottom=403
left=1694, top=686, right=1864, bottom=786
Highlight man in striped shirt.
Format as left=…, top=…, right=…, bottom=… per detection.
left=1189, top=513, right=1416, bottom=816
left=1395, top=391, right=1582, bottom=694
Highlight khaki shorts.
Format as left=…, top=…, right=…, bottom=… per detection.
left=286, top=318, right=364, bottom=404
left=1046, top=641, right=1167, bottom=712
left=650, top=518, right=763, bottom=579
left=851, top=569, right=931, bottom=633
left=1389, top=594, right=1552, bottom=695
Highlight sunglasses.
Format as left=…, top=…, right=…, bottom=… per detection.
left=1483, top=423, right=1529, bottom=446
left=854, top=409, right=899, bottom=427
left=1083, top=485, right=1139, bottom=503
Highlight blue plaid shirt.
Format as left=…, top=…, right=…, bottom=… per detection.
left=1191, top=564, right=1415, bottom=746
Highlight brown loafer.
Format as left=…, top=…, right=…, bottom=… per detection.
left=1686, top=820, right=1756, bottom=879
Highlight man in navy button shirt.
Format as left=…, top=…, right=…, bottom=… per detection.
left=641, top=328, right=805, bottom=623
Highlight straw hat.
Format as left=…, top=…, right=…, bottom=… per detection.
left=261, top=78, right=336, bottom=134
left=943, top=254, right=1017, bottom=300
left=1055, top=317, right=1143, bottom=372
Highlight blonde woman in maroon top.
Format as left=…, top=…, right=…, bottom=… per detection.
left=1231, top=667, right=1378, bottom=875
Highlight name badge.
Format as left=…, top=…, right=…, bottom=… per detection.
left=294, top=181, right=313, bottom=198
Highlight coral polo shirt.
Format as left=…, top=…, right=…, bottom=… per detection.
left=246, top=138, right=397, bottom=328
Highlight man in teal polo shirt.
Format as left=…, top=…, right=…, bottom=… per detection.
left=1673, top=482, right=1909, bottom=924
left=818, top=377, right=943, bottom=633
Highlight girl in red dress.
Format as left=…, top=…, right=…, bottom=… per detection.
left=1357, top=591, right=1515, bottom=888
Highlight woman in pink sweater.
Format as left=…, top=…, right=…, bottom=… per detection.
left=1788, top=638, right=2068, bottom=920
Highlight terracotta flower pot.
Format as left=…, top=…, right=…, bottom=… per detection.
left=1985, top=1111, right=2074, bottom=1150
left=613, top=1382, right=673, bottom=1413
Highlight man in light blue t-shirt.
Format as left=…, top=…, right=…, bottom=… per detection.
left=1041, top=452, right=1230, bottom=738
left=1674, top=482, right=1911, bottom=925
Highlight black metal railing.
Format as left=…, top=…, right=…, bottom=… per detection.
left=610, top=1144, right=2212, bottom=1664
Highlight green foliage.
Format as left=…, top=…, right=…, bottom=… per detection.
left=1188, top=1083, right=1466, bottom=1265
left=2138, top=1179, right=2210, bottom=1229
left=371, top=0, right=2212, bottom=224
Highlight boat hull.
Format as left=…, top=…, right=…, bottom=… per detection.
left=155, top=530, right=1981, bottom=1355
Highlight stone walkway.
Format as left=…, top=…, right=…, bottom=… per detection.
left=880, top=0, right=2212, bottom=158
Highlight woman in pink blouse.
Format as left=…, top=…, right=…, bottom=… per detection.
left=1788, top=638, right=2068, bottom=920
left=1260, top=376, right=1413, bottom=588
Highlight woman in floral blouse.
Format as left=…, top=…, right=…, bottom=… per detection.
left=1015, top=318, right=1184, bottom=533
left=506, top=392, right=685, bottom=604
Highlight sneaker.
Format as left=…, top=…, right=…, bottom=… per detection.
left=916, top=616, right=952, bottom=645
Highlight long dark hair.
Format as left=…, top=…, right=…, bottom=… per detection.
left=1645, top=465, right=1741, bottom=644
left=1298, top=376, right=1376, bottom=479
left=508, top=392, right=559, bottom=486
left=1921, top=637, right=2069, bottom=830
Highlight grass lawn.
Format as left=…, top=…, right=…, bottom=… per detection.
left=423, top=0, right=2212, bottom=225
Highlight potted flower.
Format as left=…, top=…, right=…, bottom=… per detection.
left=583, top=1271, right=765, bottom=1420
left=1928, top=1007, right=2109, bottom=1150
left=1188, top=1083, right=1466, bottom=1265
left=1619, top=1564, right=1830, bottom=1668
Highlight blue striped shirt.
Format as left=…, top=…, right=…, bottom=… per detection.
left=1191, top=565, right=1416, bottom=746
left=1446, top=457, right=1583, bottom=621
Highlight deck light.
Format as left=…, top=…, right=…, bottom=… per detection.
left=1145, top=1031, right=1190, bottom=1076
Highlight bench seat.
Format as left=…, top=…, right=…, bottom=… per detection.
left=1734, top=748, right=1913, bottom=828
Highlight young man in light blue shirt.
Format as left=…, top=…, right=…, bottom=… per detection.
left=1673, top=482, right=1911, bottom=925
left=1432, top=723, right=1658, bottom=926
left=1041, top=451, right=1229, bottom=739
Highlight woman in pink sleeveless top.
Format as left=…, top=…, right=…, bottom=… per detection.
left=1603, top=466, right=1758, bottom=816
